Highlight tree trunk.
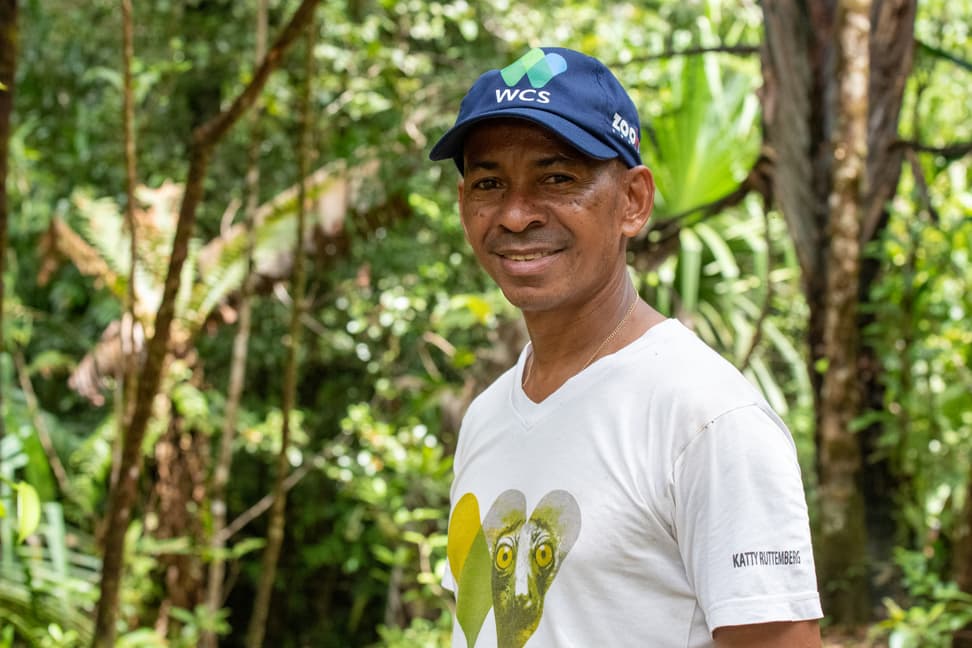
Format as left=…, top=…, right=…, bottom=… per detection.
left=761, top=0, right=917, bottom=624
left=91, top=2, right=320, bottom=645
left=151, top=418, right=207, bottom=637
left=955, top=479, right=972, bottom=647
left=244, top=18, right=314, bottom=648
left=816, top=0, right=872, bottom=624
left=760, top=0, right=863, bottom=623
left=201, top=2, right=268, bottom=646
left=0, top=0, right=17, bottom=467
left=112, top=0, right=139, bottom=499
left=856, top=0, right=917, bottom=613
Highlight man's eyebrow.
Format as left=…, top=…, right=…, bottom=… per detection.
left=465, top=159, right=499, bottom=172
left=535, top=153, right=582, bottom=168
left=464, top=153, right=582, bottom=172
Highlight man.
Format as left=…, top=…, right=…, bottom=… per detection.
left=430, top=47, right=823, bottom=648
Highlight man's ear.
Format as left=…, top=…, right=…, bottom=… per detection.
left=619, top=165, right=655, bottom=239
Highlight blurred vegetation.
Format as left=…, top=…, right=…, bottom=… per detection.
left=0, top=0, right=970, bottom=645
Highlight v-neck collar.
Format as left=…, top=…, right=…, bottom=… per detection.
left=509, top=318, right=679, bottom=429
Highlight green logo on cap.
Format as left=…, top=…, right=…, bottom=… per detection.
left=500, top=48, right=568, bottom=89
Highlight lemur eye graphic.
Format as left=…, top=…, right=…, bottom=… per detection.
left=495, top=539, right=515, bottom=570
left=534, top=542, right=553, bottom=568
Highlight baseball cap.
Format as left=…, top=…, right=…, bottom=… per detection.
left=429, top=47, right=642, bottom=172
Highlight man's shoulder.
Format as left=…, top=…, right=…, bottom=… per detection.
left=617, top=320, right=771, bottom=423
left=625, top=320, right=754, bottom=388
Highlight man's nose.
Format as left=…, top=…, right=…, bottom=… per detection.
left=497, top=188, right=546, bottom=232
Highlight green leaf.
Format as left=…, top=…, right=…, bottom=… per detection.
left=15, top=482, right=41, bottom=542
left=695, top=222, right=740, bottom=279
left=169, top=606, right=196, bottom=625
left=679, top=228, right=703, bottom=315
left=230, top=537, right=266, bottom=559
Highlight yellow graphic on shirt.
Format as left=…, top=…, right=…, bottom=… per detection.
left=449, top=493, right=492, bottom=647
left=449, top=490, right=581, bottom=648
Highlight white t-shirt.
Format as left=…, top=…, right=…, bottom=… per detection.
left=445, top=319, right=822, bottom=648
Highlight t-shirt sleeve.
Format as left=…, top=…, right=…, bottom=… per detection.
left=672, top=404, right=823, bottom=633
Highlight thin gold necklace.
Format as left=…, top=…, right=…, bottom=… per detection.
left=522, top=297, right=639, bottom=388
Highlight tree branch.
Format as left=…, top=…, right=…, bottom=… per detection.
left=630, top=154, right=772, bottom=263
left=201, top=2, right=269, bottom=645
left=917, top=38, right=972, bottom=73
left=893, top=138, right=972, bottom=160
left=192, top=0, right=319, bottom=148
left=623, top=43, right=760, bottom=64
left=117, top=0, right=139, bottom=512
left=0, top=0, right=18, bottom=465
left=244, top=13, right=314, bottom=646
left=216, top=460, right=313, bottom=545
left=13, top=350, right=72, bottom=496
left=905, top=147, right=939, bottom=223
left=738, top=205, right=774, bottom=371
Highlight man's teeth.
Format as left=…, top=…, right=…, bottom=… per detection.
left=507, top=252, right=548, bottom=261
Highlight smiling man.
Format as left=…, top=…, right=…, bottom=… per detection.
left=430, top=47, right=823, bottom=648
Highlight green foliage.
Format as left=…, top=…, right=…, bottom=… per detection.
left=874, top=549, right=972, bottom=648
left=324, top=402, right=452, bottom=617
left=374, top=614, right=452, bottom=648
left=863, top=156, right=972, bottom=554
left=165, top=605, right=232, bottom=647
left=0, top=495, right=98, bottom=645
left=859, top=12, right=972, bottom=630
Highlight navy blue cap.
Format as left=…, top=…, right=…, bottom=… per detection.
left=429, top=47, right=642, bottom=172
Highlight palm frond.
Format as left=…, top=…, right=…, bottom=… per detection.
left=645, top=53, right=760, bottom=216
left=72, top=192, right=130, bottom=278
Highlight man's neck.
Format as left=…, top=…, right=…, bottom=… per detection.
left=520, top=286, right=665, bottom=402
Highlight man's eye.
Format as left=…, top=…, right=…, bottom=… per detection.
left=543, top=174, right=572, bottom=184
left=473, top=178, right=501, bottom=190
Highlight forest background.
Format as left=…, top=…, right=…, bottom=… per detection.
left=0, top=0, right=971, bottom=646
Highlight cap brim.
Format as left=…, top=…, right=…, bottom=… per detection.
left=429, top=108, right=618, bottom=172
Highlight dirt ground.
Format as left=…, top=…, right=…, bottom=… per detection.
left=821, top=627, right=888, bottom=647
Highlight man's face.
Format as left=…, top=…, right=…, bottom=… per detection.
left=458, top=119, right=650, bottom=314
